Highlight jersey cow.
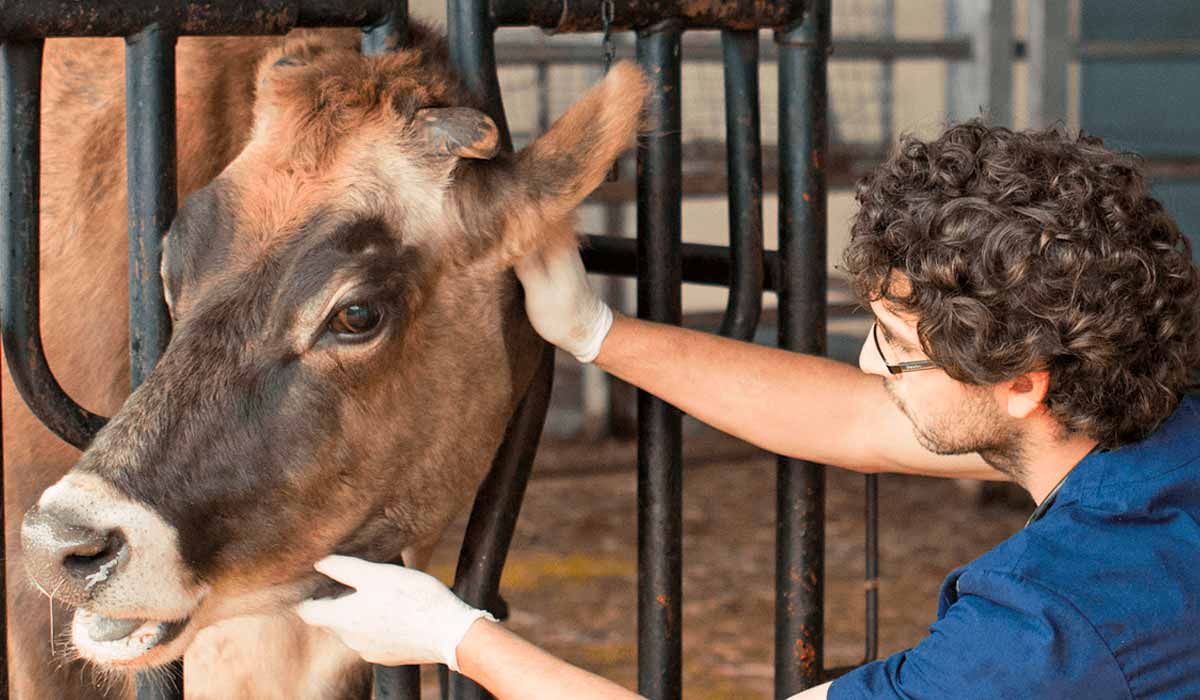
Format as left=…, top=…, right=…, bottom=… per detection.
left=4, top=25, right=646, bottom=699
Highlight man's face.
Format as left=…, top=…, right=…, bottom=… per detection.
left=859, top=298, right=1024, bottom=472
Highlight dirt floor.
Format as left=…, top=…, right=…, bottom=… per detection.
left=423, top=426, right=1031, bottom=699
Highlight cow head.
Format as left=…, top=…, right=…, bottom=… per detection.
left=21, top=31, right=646, bottom=669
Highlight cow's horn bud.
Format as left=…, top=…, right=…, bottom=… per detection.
left=414, top=107, right=500, bottom=160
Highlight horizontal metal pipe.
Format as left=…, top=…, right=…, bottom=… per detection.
left=0, top=40, right=107, bottom=450
left=491, top=0, right=802, bottom=32
left=0, top=0, right=389, bottom=38
left=493, top=38, right=976, bottom=65
left=580, top=234, right=781, bottom=293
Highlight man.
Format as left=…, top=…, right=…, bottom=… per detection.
left=297, top=121, right=1200, bottom=698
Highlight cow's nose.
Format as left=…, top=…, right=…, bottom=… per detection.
left=21, top=506, right=128, bottom=606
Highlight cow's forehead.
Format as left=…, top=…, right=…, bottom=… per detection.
left=221, top=124, right=450, bottom=255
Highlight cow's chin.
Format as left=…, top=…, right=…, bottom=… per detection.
left=71, top=607, right=199, bottom=669
left=70, top=578, right=322, bottom=669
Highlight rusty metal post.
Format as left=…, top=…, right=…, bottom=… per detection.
left=774, top=0, right=829, bottom=695
left=635, top=19, right=683, bottom=700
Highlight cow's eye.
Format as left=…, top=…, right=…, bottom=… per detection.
left=328, top=302, right=383, bottom=339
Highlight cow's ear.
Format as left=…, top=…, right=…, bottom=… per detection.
left=454, top=62, right=648, bottom=263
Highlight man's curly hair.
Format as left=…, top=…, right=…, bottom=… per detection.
left=844, top=120, right=1200, bottom=448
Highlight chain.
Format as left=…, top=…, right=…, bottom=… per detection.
left=600, top=0, right=619, bottom=181
left=601, top=0, right=616, bottom=72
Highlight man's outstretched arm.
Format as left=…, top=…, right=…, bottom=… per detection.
left=516, top=242, right=1002, bottom=481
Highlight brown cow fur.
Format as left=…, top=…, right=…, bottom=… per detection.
left=4, top=26, right=646, bottom=700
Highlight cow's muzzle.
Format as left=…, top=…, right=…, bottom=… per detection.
left=20, top=472, right=207, bottom=666
left=22, top=505, right=128, bottom=606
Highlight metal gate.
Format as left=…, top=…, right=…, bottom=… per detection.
left=0, top=1, right=844, bottom=698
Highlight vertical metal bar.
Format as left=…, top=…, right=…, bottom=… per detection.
left=880, top=0, right=895, bottom=146
left=125, top=24, right=175, bottom=388
left=1027, top=0, right=1070, bottom=128
left=362, top=0, right=409, bottom=55
left=1, top=40, right=107, bottom=451
left=0, top=365, right=4, bottom=700
left=867, top=0, right=889, bottom=667
left=375, top=666, right=421, bottom=700
left=536, top=58, right=551, bottom=135
left=864, top=473, right=879, bottom=662
left=0, top=44, right=40, bottom=700
left=718, top=29, right=764, bottom=341
left=972, top=0, right=1014, bottom=126
left=126, top=24, right=182, bottom=700
left=635, top=20, right=683, bottom=700
left=774, top=0, right=828, bottom=695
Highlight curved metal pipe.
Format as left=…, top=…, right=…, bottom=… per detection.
left=0, top=40, right=107, bottom=451
left=444, top=2, right=547, bottom=698
left=717, top=29, right=764, bottom=341
left=448, top=344, right=555, bottom=700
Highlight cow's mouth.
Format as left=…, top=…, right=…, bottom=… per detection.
left=72, top=609, right=191, bottom=666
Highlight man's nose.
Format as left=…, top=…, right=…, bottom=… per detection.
left=858, top=327, right=889, bottom=377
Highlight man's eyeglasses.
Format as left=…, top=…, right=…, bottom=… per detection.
left=872, top=322, right=939, bottom=375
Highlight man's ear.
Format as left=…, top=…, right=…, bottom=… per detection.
left=452, top=61, right=649, bottom=263
left=1004, top=370, right=1050, bottom=419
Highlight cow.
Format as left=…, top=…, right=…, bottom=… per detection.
left=4, top=24, right=646, bottom=699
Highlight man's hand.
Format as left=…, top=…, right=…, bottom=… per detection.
left=295, top=555, right=495, bottom=670
left=514, top=241, right=613, bottom=363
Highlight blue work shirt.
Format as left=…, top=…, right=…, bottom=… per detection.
left=830, top=395, right=1200, bottom=699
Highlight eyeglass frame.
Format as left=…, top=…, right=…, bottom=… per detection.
left=872, top=322, right=939, bottom=375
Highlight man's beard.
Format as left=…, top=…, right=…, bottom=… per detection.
left=882, top=377, right=1027, bottom=480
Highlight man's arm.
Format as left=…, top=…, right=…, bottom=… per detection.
left=458, top=619, right=643, bottom=700
left=596, top=314, right=1001, bottom=480
left=516, top=243, right=1002, bottom=481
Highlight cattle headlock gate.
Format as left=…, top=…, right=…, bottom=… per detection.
left=0, top=0, right=881, bottom=698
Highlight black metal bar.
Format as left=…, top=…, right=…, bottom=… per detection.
left=581, top=234, right=781, bottom=294
left=448, top=344, right=555, bottom=700
left=717, top=29, right=763, bottom=341
left=0, top=40, right=107, bottom=450
left=361, top=0, right=408, bottom=55
left=126, top=24, right=175, bottom=389
left=774, top=0, right=827, bottom=695
left=125, top=24, right=182, bottom=699
left=864, top=473, right=879, bottom=663
left=0, top=333, right=6, bottom=700
left=492, top=0, right=802, bottom=32
left=0, top=0, right=398, bottom=38
left=635, top=20, right=683, bottom=700
left=375, top=665, right=421, bottom=700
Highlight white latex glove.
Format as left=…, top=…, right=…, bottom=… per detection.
left=514, top=241, right=613, bottom=363
left=295, top=555, right=495, bottom=671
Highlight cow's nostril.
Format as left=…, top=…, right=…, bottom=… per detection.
left=62, top=531, right=126, bottom=581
